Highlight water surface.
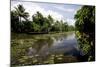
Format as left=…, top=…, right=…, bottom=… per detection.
left=11, top=32, right=82, bottom=65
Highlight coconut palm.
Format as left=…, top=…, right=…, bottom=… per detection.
left=14, top=4, right=29, bottom=22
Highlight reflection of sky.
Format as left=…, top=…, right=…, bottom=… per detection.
left=11, top=0, right=82, bottom=25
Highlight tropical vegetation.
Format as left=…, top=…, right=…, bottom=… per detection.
left=11, top=4, right=74, bottom=33
left=74, top=5, right=95, bottom=61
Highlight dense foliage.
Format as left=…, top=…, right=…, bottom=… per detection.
left=74, top=5, right=95, bottom=61
left=11, top=4, right=74, bottom=33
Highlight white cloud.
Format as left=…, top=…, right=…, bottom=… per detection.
left=54, top=6, right=66, bottom=11
left=45, top=10, right=64, bottom=21
left=66, top=19, right=75, bottom=25
left=54, top=6, right=75, bottom=12
left=66, top=9, right=75, bottom=12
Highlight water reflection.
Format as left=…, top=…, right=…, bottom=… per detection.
left=11, top=32, right=81, bottom=66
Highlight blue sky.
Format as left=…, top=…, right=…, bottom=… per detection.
left=11, top=0, right=82, bottom=25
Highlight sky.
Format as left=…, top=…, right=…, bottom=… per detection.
left=11, top=0, right=82, bottom=25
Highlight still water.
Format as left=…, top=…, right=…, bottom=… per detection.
left=11, top=32, right=82, bottom=65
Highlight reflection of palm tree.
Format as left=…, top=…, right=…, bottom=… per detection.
left=14, top=4, right=29, bottom=22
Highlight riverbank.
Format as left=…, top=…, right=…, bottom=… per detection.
left=11, top=31, right=75, bottom=39
left=11, top=31, right=75, bottom=36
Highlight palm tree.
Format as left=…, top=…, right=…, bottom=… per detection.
left=14, top=4, right=29, bottom=22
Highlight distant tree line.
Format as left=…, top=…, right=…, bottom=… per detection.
left=11, top=4, right=75, bottom=33
left=74, top=5, right=95, bottom=61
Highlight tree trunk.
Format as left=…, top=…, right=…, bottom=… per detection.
left=19, top=16, right=21, bottom=23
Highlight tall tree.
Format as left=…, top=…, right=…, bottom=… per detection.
left=74, top=6, right=95, bottom=33
left=74, top=5, right=95, bottom=61
left=11, top=11, right=19, bottom=32
left=47, top=15, right=54, bottom=32
left=11, top=4, right=29, bottom=32
left=32, top=11, right=44, bottom=32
